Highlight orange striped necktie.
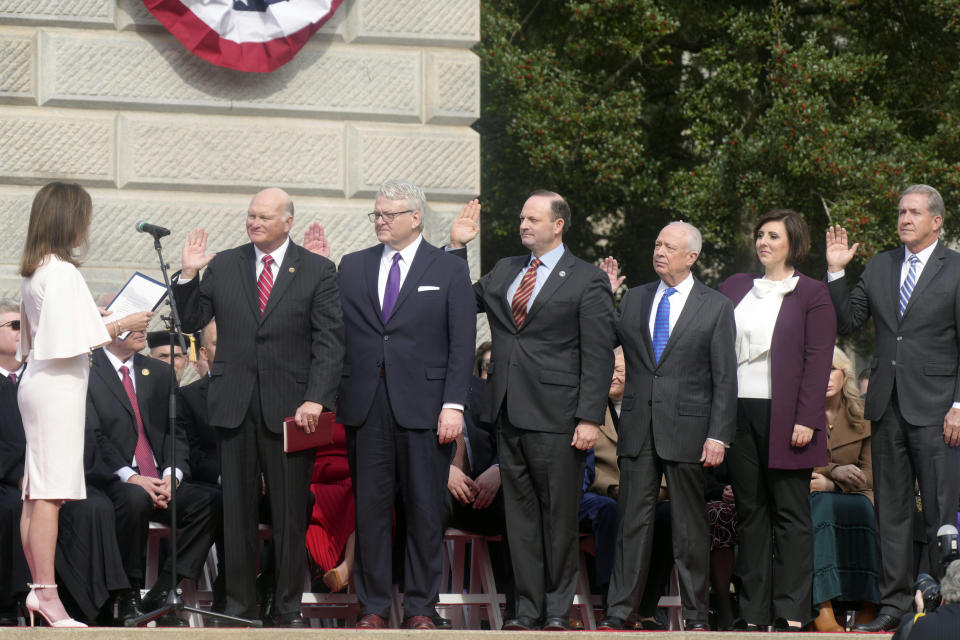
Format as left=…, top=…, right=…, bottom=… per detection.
left=257, top=254, right=275, bottom=314
left=511, top=257, right=542, bottom=327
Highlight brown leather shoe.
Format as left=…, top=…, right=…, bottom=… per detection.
left=356, top=613, right=387, bottom=629
left=405, top=615, right=436, bottom=630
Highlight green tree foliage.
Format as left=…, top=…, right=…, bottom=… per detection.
left=477, top=0, right=960, bottom=290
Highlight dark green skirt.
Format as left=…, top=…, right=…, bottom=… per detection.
left=810, top=491, right=880, bottom=604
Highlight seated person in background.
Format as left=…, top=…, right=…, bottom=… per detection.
left=578, top=348, right=623, bottom=599
left=442, top=341, right=515, bottom=621
left=147, top=331, right=189, bottom=384
left=0, top=298, right=129, bottom=625
left=87, top=329, right=221, bottom=626
left=704, top=463, right=737, bottom=630
left=305, top=419, right=356, bottom=593
left=809, top=346, right=878, bottom=632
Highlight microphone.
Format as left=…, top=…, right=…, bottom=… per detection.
left=135, top=221, right=171, bottom=238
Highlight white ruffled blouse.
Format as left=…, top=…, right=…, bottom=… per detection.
left=733, top=275, right=799, bottom=399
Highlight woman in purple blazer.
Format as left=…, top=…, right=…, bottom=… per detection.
left=717, top=209, right=836, bottom=631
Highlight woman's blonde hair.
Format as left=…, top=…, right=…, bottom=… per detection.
left=833, top=346, right=865, bottom=428
left=19, top=182, right=91, bottom=277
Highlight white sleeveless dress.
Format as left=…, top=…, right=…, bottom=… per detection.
left=17, top=256, right=111, bottom=500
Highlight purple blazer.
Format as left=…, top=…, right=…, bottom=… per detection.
left=718, top=271, right=836, bottom=469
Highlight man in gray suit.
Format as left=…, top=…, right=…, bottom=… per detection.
left=826, top=184, right=960, bottom=632
left=598, top=222, right=737, bottom=631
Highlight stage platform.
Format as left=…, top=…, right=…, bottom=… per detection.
left=0, top=629, right=891, bottom=639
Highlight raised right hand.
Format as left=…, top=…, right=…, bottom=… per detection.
left=825, top=225, right=860, bottom=273
left=600, top=256, right=626, bottom=294
left=181, top=228, right=216, bottom=280
left=448, top=199, right=480, bottom=249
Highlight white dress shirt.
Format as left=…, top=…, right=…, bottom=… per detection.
left=102, top=348, right=182, bottom=484
left=647, top=272, right=695, bottom=340
left=254, top=236, right=290, bottom=279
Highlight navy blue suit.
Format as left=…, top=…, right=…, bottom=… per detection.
left=337, top=238, right=475, bottom=619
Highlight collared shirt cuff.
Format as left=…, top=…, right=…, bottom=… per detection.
left=117, top=466, right=136, bottom=483
left=951, top=402, right=960, bottom=411
left=442, top=403, right=464, bottom=412
left=707, top=438, right=729, bottom=448
left=826, top=270, right=845, bottom=282
left=163, top=467, right=184, bottom=484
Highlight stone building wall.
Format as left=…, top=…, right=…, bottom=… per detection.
left=0, top=0, right=481, bottom=317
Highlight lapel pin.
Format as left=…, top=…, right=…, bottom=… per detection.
left=289, top=267, right=295, bottom=273
left=141, top=368, right=150, bottom=376
left=559, top=270, right=566, bottom=277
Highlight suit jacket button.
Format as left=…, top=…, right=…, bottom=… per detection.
left=891, top=360, right=896, bottom=365
left=648, top=400, right=652, bottom=406
left=384, top=335, right=390, bottom=341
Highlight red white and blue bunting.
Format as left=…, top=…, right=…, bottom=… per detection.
left=142, top=0, right=344, bottom=73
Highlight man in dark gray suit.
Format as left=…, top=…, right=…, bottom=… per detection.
left=174, top=187, right=344, bottom=627
left=826, top=184, right=960, bottom=632
left=596, top=222, right=737, bottom=631
left=449, top=192, right=616, bottom=630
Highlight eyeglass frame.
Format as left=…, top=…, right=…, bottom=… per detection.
left=367, top=209, right=414, bottom=223
left=0, top=320, right=20, bottom=330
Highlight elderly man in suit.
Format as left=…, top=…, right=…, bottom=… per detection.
left=174, top=187, right=344, bottom=627
left=596, top=222, right=737, bottom=631
left=826, top=184, right=960, bottom=632
left=449, top=192, right=616, bottom=630
left=87, top=330, right=221, bottom=626
left=335, top=179, right=475, bottom=630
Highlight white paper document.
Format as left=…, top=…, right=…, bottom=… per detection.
left=104, top=272, right=168, bottom=338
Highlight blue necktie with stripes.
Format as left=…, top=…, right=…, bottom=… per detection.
left=652, top=287, right=677, bottom=363
left=898, top=255, right=919, bottom=318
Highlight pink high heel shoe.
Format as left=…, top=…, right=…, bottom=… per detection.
left=25, top=583, right=87, bottom=628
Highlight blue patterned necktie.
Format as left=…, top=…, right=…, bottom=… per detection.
left=652, top=287, right=677, bottom=363
left=898, top=255, right=919, bottom=318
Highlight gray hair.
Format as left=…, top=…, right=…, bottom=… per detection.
left=377, top=180, right=426, bottom=231
left=666, top=221, right=703, bottom=254
left=0, top=298, right=19, bottom=314
left=283, top=194, right=294, bottom=220
left=901, top=184, right=945, bottom=219
left=943, top=559, right=960, bottom=603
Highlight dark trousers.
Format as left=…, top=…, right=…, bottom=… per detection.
left=872, top=393, right=960, bottom=616
left=578, top=491, right=617, bottom=589
left=102, top=476, right=220, bottom=589
left=728, top=398, right=812, bottom=625
left=346, top=379, right=448, bottom=619
left=217, top=384, right=314, bottom=619
left=499, top=409, right=585, bottom=621
left=606, top=435, right=710, bottom=622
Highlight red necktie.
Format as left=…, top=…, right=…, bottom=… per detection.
left=511, top=258, right=542, bottom=328
left=119, top=365, right=159, bottom=478
left=257, top=255, right=275, bottom=314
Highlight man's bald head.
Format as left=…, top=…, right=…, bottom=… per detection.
left=247, top=187, right=294, bottom=253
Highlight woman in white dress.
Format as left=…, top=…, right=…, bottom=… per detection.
left=17, top=182, right=152, bottom=627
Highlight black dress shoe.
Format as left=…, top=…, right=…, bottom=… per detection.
left=542, top=615, right=570, bottom=631
left=276, top=612, right=307, bottom=628
left=853, top=613, right=900, bottom=632
left=727, top=617, right=761, bottom=632
left=0, top=603, right=18, bottom=627
left=502, top=616, right=540, bottom=631
left=685, top=620, right=710, bottom=631
left=140, top=587, right=170, bottom=613
left=431, top=611, right=452, bottom=629
left=597, top=615, right=625, bottom=630
left=116, top=590, right=144, bottom=624
left=207, top=616, right=255, bottom=628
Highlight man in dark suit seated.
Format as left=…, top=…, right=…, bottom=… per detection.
left=87, top=329, right=221, bottom=626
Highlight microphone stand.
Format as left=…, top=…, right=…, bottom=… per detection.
left=127, top=233, right=260, bottom=628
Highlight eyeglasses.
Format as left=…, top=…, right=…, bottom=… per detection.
left=367, top=210, right=413, bottom=223
left=0, top=320, right=19, bottom=330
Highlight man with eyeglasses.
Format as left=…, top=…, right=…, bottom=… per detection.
left=336, top=179, right=475, bottom=630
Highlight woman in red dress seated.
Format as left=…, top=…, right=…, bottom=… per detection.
left=305, top=421, right=356, bottom=592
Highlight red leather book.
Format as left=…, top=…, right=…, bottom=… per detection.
left=282, top=413, right=336, bottom=453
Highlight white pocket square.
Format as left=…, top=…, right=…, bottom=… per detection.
left=418, top=285, right=440, bottom=292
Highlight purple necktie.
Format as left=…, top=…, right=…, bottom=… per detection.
left=7, top=373, right=16, bottom=385
left=381, top=253, right=401, bottom=322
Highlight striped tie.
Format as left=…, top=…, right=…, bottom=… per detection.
left=898, top=255, right=919, bottom=318
left=257, top=254, right=275, bottom=314
left=511, top=257, right=542, bottom=327
left=652, top=287, right=677, bottom=363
